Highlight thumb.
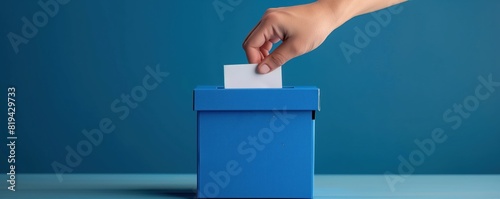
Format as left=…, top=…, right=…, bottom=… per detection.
left=257, top=39, right=302, bottom=74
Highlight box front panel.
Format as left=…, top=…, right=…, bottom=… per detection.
left=197, top=110, right=313, bottom=198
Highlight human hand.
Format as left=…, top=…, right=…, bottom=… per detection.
left=243, top=1, right=338, bottom=74
left=243, top=0, right=406, bottom=74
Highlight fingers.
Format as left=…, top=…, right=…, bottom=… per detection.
left=243, top=15, right=285, bottom=65
left=243, top=43, right=263, bottom=64
left=244, top=11, right=303, bottom=74
left=243, top=21, right=269, bottom=64
left=243, top=21, right=261, bottom=47
left=257, top=38, right=302, bottom=74
left=260, top=40, right=273, bottom=57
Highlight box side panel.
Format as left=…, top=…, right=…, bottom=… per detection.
left=197, top=111, right=313, bottom=198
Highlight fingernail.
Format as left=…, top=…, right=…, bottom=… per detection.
left=259, top=64, right=271, bottom=74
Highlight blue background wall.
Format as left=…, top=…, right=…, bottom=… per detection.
left=1, top=0, right=499, bottom=175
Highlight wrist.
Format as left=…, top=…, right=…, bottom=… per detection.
left=316, top=0, right=357, bottom=30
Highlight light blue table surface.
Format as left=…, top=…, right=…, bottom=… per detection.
left=1, top=174, right=499, bottom=198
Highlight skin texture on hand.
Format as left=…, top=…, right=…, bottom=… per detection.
left=243, top=0, right=407, bottom=74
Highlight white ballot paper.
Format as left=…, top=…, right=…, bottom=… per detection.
left=224, top=64, right=282, bottom=89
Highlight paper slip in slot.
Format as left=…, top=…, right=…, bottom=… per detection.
left=223, top=64, right=282, bottom=89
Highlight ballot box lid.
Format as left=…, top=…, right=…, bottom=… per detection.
left=193, top=86, right=320, bottom=111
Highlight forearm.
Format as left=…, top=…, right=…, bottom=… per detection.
left=318, top=0, right=407, bottom=28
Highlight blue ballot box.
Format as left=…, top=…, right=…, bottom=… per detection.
left=193, top=86, right=320, bottom=198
